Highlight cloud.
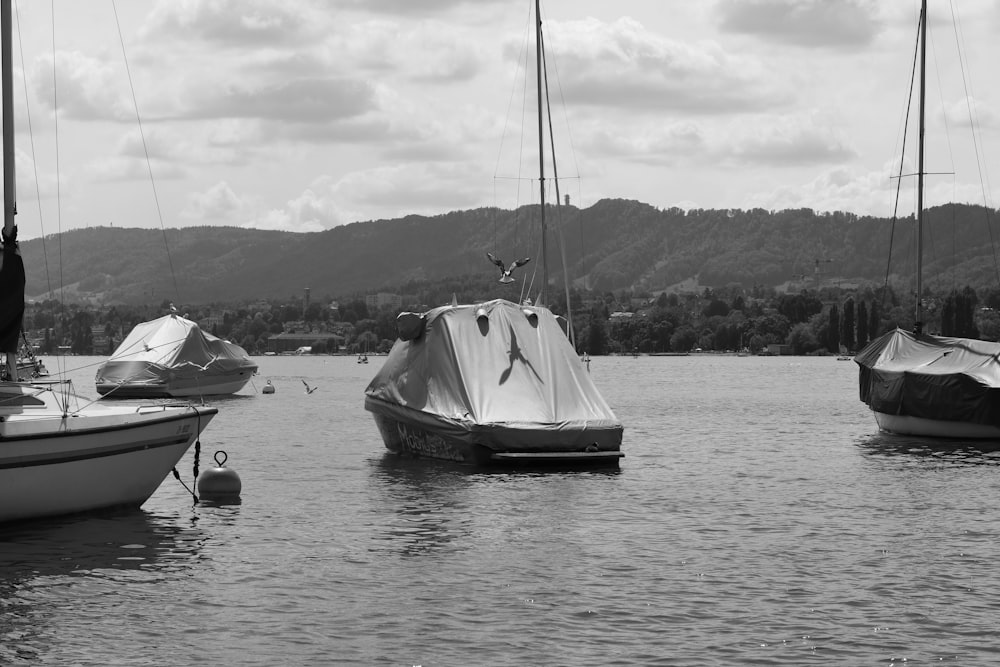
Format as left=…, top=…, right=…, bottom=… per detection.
left=583, top=122, right=707, bottom=165
left=212, top=161, right=494, bottom=234
left=577, top=112, right=855, bottom=171
left=337, top=0, right=507, bottom=16
left=942, top=95, right=999, bottom=130
left=523, top=17, right=784, bottom=114
left=183, top=181, right=245, bottom=221
left=143, top=0, right=327, bottom=48
left=726, top=113, right=857, bottom=166
left=190, top=77, right=377, bottom=124
left=330, top=162, right=491, bottom=216
left=242, top=188, right=339, bottom=233
left=29, top=52, right=134, bottom=122
left=715, top=0, right=883, bottom=48
left=336, top=19, right=486, bottom=83
left=183, top=181, right=333, bottom=233
left=742, top=160, right=907, bottom=215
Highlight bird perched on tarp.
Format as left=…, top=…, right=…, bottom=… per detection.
left=487, top=252, right=530, bottom=284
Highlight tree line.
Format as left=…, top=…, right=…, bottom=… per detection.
left=22, top=279, right=997, bottom=358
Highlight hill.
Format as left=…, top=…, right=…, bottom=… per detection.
left=18, top=200, right=1000, bottom=305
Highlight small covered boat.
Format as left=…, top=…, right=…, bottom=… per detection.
left=96, top=313, right=257, bottom=398
left=364, top=299, right=623, bottom=465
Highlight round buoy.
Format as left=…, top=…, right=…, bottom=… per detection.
left=262, top=380, right=275, bottom=394
left=197, top=450, right=242, bottom=501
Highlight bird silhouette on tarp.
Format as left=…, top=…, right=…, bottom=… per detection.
left=487, top=252, right=530, bottom=284
left=499, top=326, right=542, bottom=385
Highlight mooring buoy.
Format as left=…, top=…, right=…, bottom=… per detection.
left=197, top=450, right=242, bottom=501
left=262, top=380, right=275, bottom=394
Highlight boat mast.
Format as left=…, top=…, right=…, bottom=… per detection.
left=535, top=0, right=547, bottom=305
left=2, top=0, right=14, bottom=238
left=914, top=0, right=926, bottom=335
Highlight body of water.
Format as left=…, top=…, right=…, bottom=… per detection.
left=2, top=354, right=999, bottom=665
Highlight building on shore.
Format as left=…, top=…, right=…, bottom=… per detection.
left=266, top=332, right=344, bottom=354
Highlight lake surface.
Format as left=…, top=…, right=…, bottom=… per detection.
left=3, top=354, right=1000, bottom=665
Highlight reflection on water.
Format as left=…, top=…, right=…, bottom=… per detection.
left=367, top=455, right=474, bottom=558
left=367, top=454, right=624, bottom=559
left=0, top=509, right=206, bottom=664
left=1, top=509, right=206, bottom=577
left=857, top=432, right=1000, bottom=465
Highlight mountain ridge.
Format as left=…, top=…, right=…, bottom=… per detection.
left=18, top=199, right=1000, bottom=305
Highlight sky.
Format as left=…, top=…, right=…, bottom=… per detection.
left=4, top=0, right=1000, bottom=239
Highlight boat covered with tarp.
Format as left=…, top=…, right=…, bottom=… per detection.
left=96, top=314, right=257, bottom=398
left=855, top=327, right=1000, bottom=437
left=364, top=299, right=623, bottom=465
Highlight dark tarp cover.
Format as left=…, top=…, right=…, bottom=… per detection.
left=855, top=327, right=1000, bottom=426
left=96, top=314, right=257, bottom=386
left=0, top=241, right=24, bottom=354
left=365, top=299, right=622, bottom=448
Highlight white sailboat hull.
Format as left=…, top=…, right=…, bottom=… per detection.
left=872, top=411, right=1000, bottom=439
left=0, top=382, right=217, bottom=523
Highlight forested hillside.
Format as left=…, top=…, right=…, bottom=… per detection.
left=19, top=200, right=1000, bottom=305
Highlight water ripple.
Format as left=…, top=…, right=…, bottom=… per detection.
left=3, top=356, right=1000, bottom=664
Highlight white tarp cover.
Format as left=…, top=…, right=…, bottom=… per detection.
left=365, top=299, right=622, bottom=448
left=855, top=327, right=1000, bottom=426
left=97, top=314, right=256, bottom=385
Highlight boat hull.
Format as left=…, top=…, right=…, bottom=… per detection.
left=872, top=411, right=1000, bottom=439
left=96, top=370, right=255, bottom=398
left=366, top=397, right=623, bottom=466
left=0, top=389, right=217, bottom=523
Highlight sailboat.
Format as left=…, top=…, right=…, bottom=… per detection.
left=855, top=0, right=1000, bottom=439
left=0, top=1, right=217, bottom=523
left=364, top=1, right=624, bottom=465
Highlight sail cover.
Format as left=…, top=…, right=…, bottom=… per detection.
left=855, top=328, right=1000, bottom=426
left=365, top=299, right=621, bottom=445
left=97, top=314, right=256, bottom=388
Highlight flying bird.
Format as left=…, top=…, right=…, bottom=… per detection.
left=302, top=379, right=317, bottom=394
left=487, top=252, right=530, bottom=284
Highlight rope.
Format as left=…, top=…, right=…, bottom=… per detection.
left=540, top=26, right=575, bottom=345
left=947, top=0, right=1000, bottom=287
left=171, top=409, right=203, bottom=504
left=12, top=3, right=54, bottom=301
left=48, top=0, right=68, bottom=374
left=111, top=0, right=181, bottom=304
left=491, top=3, right=534, bottom=301
left=880, top=10, right=922, bottom=315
